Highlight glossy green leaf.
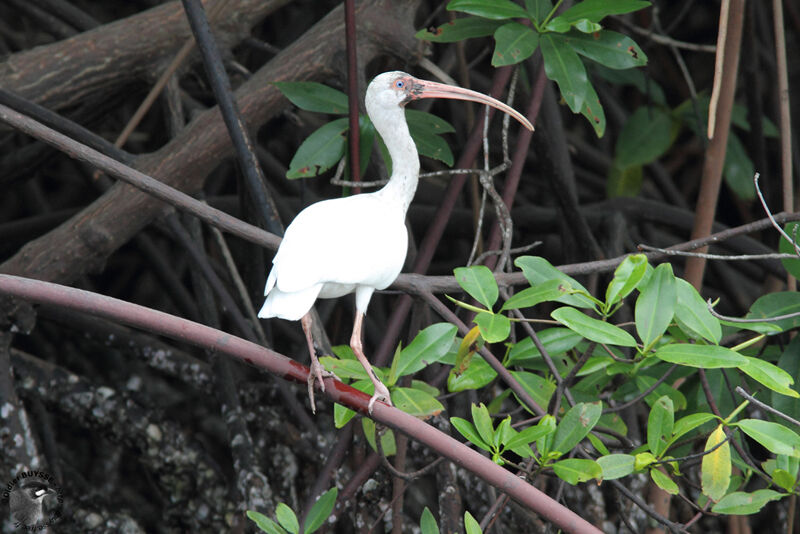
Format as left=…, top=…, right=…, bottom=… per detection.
left=552, top=307, right=637, bottom=347
left=573, top=19, right=602, bottom=33
left=671, top=412, right=717, bottom=444
left=712, top=489, right=784, bottom=515
left=773, top=337, right=800, bottom=423
left=273, top=81, right=348, bottom=114
left=634, top=451, right=656, bottom=471
left=503, top=424, right=555, bottom=451
left=605, top=254, right=648, bottom=308
left=535, top=414, right=557, bottom=456
left=779, top=223, right=800, bottom=278
left=287, top=118, right=348, bottom=179
left=580, top=81, right=606, bottom=137
left=320, top=356, right=369, bottom=380
left=406, top=109, right=456, bottom=134
left=304, top=488, right=339, bottom=534
left=647, top=395, right=674, bottom=457
left=451, top=417, right=491, bottom=451
left=472, top=403, right=495, bottom=446
left=363, top=417, right=396, bottom=455
left=540, top=34, right=588, bottom=113
left=723, top=132, right=755, bottom=200
left=501, top=279, right=571, bottom=311
left=597, top=454, right=635, bottom=480
left=566, top=30, right=647, bottom=69
left=506, top=327, right=582, bottom=366
left=736, top=419, right=800, bottom=458
left=553, top=458, right=602, bottom=484
left=510, top=371, right=557, bottom=413
left=447, top=0, right=530, bottom=20
left=474, top=311, right=511, bottom=343
left=635, top=263, right=676, bottom=350
left=771, top=468, right=797, bottom=493
left=448, top=355, right=496, bottom=392
left=556, top=0, right=651, bottom=24
left=615, top=106, right=673, bottom=169
left=416, top=17, right=503, bottom=42
left=464, top=511, right=482, bottom=534
left=524, top=0, right=552, bottom=23
left=746, top=292, right=800, bottom=332
left=552, top=402, right=602, bottom=454
left=247, top=511, right=286, bottom=534
left=454, top=265, right=498, bottom=309
left=407, top=110, right=455, bottom=165
left=739, top=356, right=799, bottom=398
left=635, top=375, right=686, bottom=411
left=702, top=424, right=731, bottom=502
left=392, top=387, right=444, bottom=417
left=515, top=256, right=596, bottom=308
left=492, top=22, right=539, bottom=66
left=275, top=503, right=299, bottom=534
left=674, top=278, right=722, bottom=343
left=654, top=343, right=746, bottom=368
left=333, top=402, right=357, bottom=429
left=395, top=323, right=458, bottom=377
left=650, top=468, right=679, bottom=494
left=420, top=507, right=440, bottom=534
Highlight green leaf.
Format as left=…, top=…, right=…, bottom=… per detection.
left=557, top=0, right=651, bottom=24
left=506, top=327, right=583, bottom=366
left=552, top=307, right=637, bottom=347
left=474, top=311, right=511, bottom=343
left=573, top=19, right=602, bottom=33
left=597, top=454, right=635, bottom=480
left=552, top=458, right=602, bottom=484
left=287, top=118, right=348, bottom=179
left=275, top=503, right=299, bottom=534
left=451, top=417, right=492, bottom=452
left=671, top=412, right=717, bottom=444
left=674, top=278, right=722, bottom=343
left=565, top=30, right=647, bottom=69
left=780, top=222, right=800, bottom=278
left=510, top=371, right=557, bottom=412
left=273, top=81, right=348, bottom=114
left=540, top=34, right=588, bottom=113
left=447, top=0, right=530, bottom=20
left=357, top=115, right=376, bottom=176
left=647, top=396, right=674, bottom=457
left=525, top=0, right=552, bottom=23
left=247, top=511, right=287, bottom=534
left=515, top=256, right=596, bottom=308
left=635, top=263, right=676, bottom=350
left=615, top=107, right=674, bottom=169
left=535, top=414, right=557, bottom=456
left=320, top=356, right=369, bottom=380
left=650, top=468, right=679, bottom=495
left=363, top=418, right=396, bottom=456
left=552, top=402, right=603, bottom=454
left=747, top=292, right=800, bottom=332
left=635, top=451, right=656, bottom=471
left=454, top=265, right=499, bottom=309
left=472, top=403, right=495, bottom=446
left=723, top=132, right=755, bottom=200
left=702, top=424, right=731, bottom=502
left=304, top=488, right=339, bottom=534
left=771, top=468, right=797, bottom=492
left=605, top=254, right=648, bottom=308
left=712, top=489, right=785, bottom=515
left=654, top=344, right=746, bottom=368
left=735, top=419, right=800, bottom=458
left=394, top=323, right=458, bottom=377
left=392, top=387, right=444, bottom=417
left=448, top=355, right=497, bottom=392
left=739, top=356, right=799, bottom=398
left=502, top=279, right=572, bottom=311
left=580, top=81, right=606, bottom=137
left=420, top=507, right=440, bottom=534
left=407, top=109, right=455, bottom=165
left=503, top=424, right=555, bottom=451
left=333, top=403, right=358, bottom=429
left=464, top=511, right=482, bottom=534
left=492, top=22, right=539, bottom=66
left=774, top=337, right=800, bottom=423
left=416, top=17, right=503, bottom=42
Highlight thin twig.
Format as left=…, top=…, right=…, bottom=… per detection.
left=638, top=244, right=797, bottom=261
left=735, top=386, right=800, bottom=429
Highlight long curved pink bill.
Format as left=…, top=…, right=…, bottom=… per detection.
left=410, top=79, right=534, bottom=131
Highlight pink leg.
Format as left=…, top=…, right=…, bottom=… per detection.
left=350, top=312, right=392, bottom=413
left=301, top=313, right=336, bottom=414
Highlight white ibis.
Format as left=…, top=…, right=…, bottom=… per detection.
left=259, top=71, right=533, bottom=413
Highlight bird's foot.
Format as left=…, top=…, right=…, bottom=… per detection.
left=307, top=360, right=338, bottom=414
left=367, top=380, right=393, bottom=415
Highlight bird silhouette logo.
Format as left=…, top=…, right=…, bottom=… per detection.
left=8, top=479, right=56, bottom=529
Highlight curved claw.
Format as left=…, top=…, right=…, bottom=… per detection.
left=367, top=381, right=393, bottom=414
left=307, top=360, right=338, bottom=414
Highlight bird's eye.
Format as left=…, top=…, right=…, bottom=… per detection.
left=395, top=80, right=404, bottom=89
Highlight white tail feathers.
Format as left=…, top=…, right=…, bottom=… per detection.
left=258, top=284, right=322, bottom=321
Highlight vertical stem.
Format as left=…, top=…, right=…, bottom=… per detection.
left=684, top=0, right=746, bottom=289
left=344, top=0, right=361, bottom=193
